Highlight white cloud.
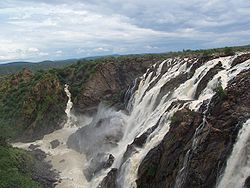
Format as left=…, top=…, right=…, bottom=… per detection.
left=38, top=52, right=49, bottom=56
left=0, top=0, right=249, bottom=62
left=28, top=47, right=39, bottom=52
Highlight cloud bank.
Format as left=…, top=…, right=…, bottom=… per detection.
left=0, top=0, right=250, bottom=62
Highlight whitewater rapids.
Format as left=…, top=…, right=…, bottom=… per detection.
left=14, top=84, right=92, bottom=188
left=13, top=53, right=250, bottom=188
left=217, top=119, right=250, bottom=188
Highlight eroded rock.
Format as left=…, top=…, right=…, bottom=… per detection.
left=83, top=153, right=115, bottom=181
left=137, top=70, right=250, bottom=188
left=98, top=168, right=118, bottom=188
left=50, top=139, right=60, bottom=149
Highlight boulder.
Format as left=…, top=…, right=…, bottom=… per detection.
left=50, top=139, right=60, bottom=149
left=98, top=168, right=118, bottom=188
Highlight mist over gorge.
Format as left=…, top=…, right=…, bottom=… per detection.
left=1, top=48, right=250, bottom=188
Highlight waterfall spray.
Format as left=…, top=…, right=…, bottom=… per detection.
left=58, top=54, right=250, bottom=188
left=217, top=119, right=250, bottom=188
left=64, top=84, right=77, bottom=127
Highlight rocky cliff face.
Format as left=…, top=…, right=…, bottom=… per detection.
left=0, top=69, right=67, bottom=141
left=73, top=57, right=159, bottom=113
left=136, top=56, right=250, bottom=188
left=0, top=56, right=159, bottom=142
left=81, top=52, right=249, bottom=188
left=2, top=51, right=250, bottom=188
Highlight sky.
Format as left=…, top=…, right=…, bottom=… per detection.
left=0, top=0, right=250, bottom=62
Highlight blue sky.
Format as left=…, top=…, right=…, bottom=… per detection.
left=0, top=0, right=250, bottom=62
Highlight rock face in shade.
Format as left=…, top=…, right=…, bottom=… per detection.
left=136, top=70, right=250, bottom=188
left=28, top=146, right=59, bottom=188
left=73, top=57, right=157, bottom=113
left=0, top=56, right=157, bottom=142
left=50, top=139, right=60, bottom=149
left=98, top=168, right=118, bottom=188
left=244, top=176, right=250, bottom=188
left=136, top=108, right=203, bottom=188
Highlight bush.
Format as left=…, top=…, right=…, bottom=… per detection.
left=214, top=82, right=227, bottom=99
left=0, top=137, right=7, bottom=147
left=170, top=114, right=179, bottom=124
left=0, top=146, right=40, bottom=188
left=224, top=47, right=235, bottom=56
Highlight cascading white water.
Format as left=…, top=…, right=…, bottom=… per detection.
left=12, top=53, right=250, bottom=188
left=174, top=98, right=212, bottom=188
left=217, top=119, right=250, bottom=188
left=64, top=84, right=77, bottom=127
left=88, top=53, right=250, bottom=188
left=14, top=84, right=92, bottom=188
left=174, top=56, right=250, bottom=188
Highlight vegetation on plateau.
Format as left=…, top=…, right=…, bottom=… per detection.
left=0, top=140, right=40, bottom=188
left=0, top=44, right=249, bottom=142
left=0, top=44, right=249, bottom=188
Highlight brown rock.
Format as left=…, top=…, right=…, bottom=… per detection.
left=74, top=59, right=155, bottom=113
left=137, top=70, right=250, bottom=188
left=231, top=53, right=250, bottom=67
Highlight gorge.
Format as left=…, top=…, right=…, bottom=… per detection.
left=1, top=49, right=250, bottom=188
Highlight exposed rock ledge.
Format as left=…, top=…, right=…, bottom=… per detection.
left=136, top=70, right=250, bottom=188
left=28, top=147, right=59, bottom=188
left=73, top=57, right=159, bottom=113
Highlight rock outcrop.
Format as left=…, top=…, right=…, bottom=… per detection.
left=137, top=70, right=250, bottom=188
left=28, top=147, right=59, bottom=188
left=0, top=68, right=68, bottom=142
left=98, top=168, right=118, bottom=188
left=83, top=153, right=115, bottom=181
left=73, top=57, right=158, bottom=113
left=0, top=56, right=157, bottom=142
left=231, top=53, right=250, bottom=67
left=50, top=139, right=60, bottom=149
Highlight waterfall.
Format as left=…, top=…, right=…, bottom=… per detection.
left=174, top=98, right=212, bottom=188
left=11, top=53, right=250, bottom=188
left=14, top=84, right=92, bottom=188
left=86, top=53, right=250, bottom=188
left=217, top=119, right=250, bottom=188
left=124, top=78, right=140, bottom=112
left=64, top=84, right=77, bottom=127
left=173, top=55, right=250, bottom=188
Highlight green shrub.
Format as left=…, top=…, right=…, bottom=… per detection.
left=214, top=82, right=227, bottom=99
left=224, top=47, right=235, bottom=56
left=170, top=115, right=179, bottom=124
left=0, top=146, right=40, bottom=188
